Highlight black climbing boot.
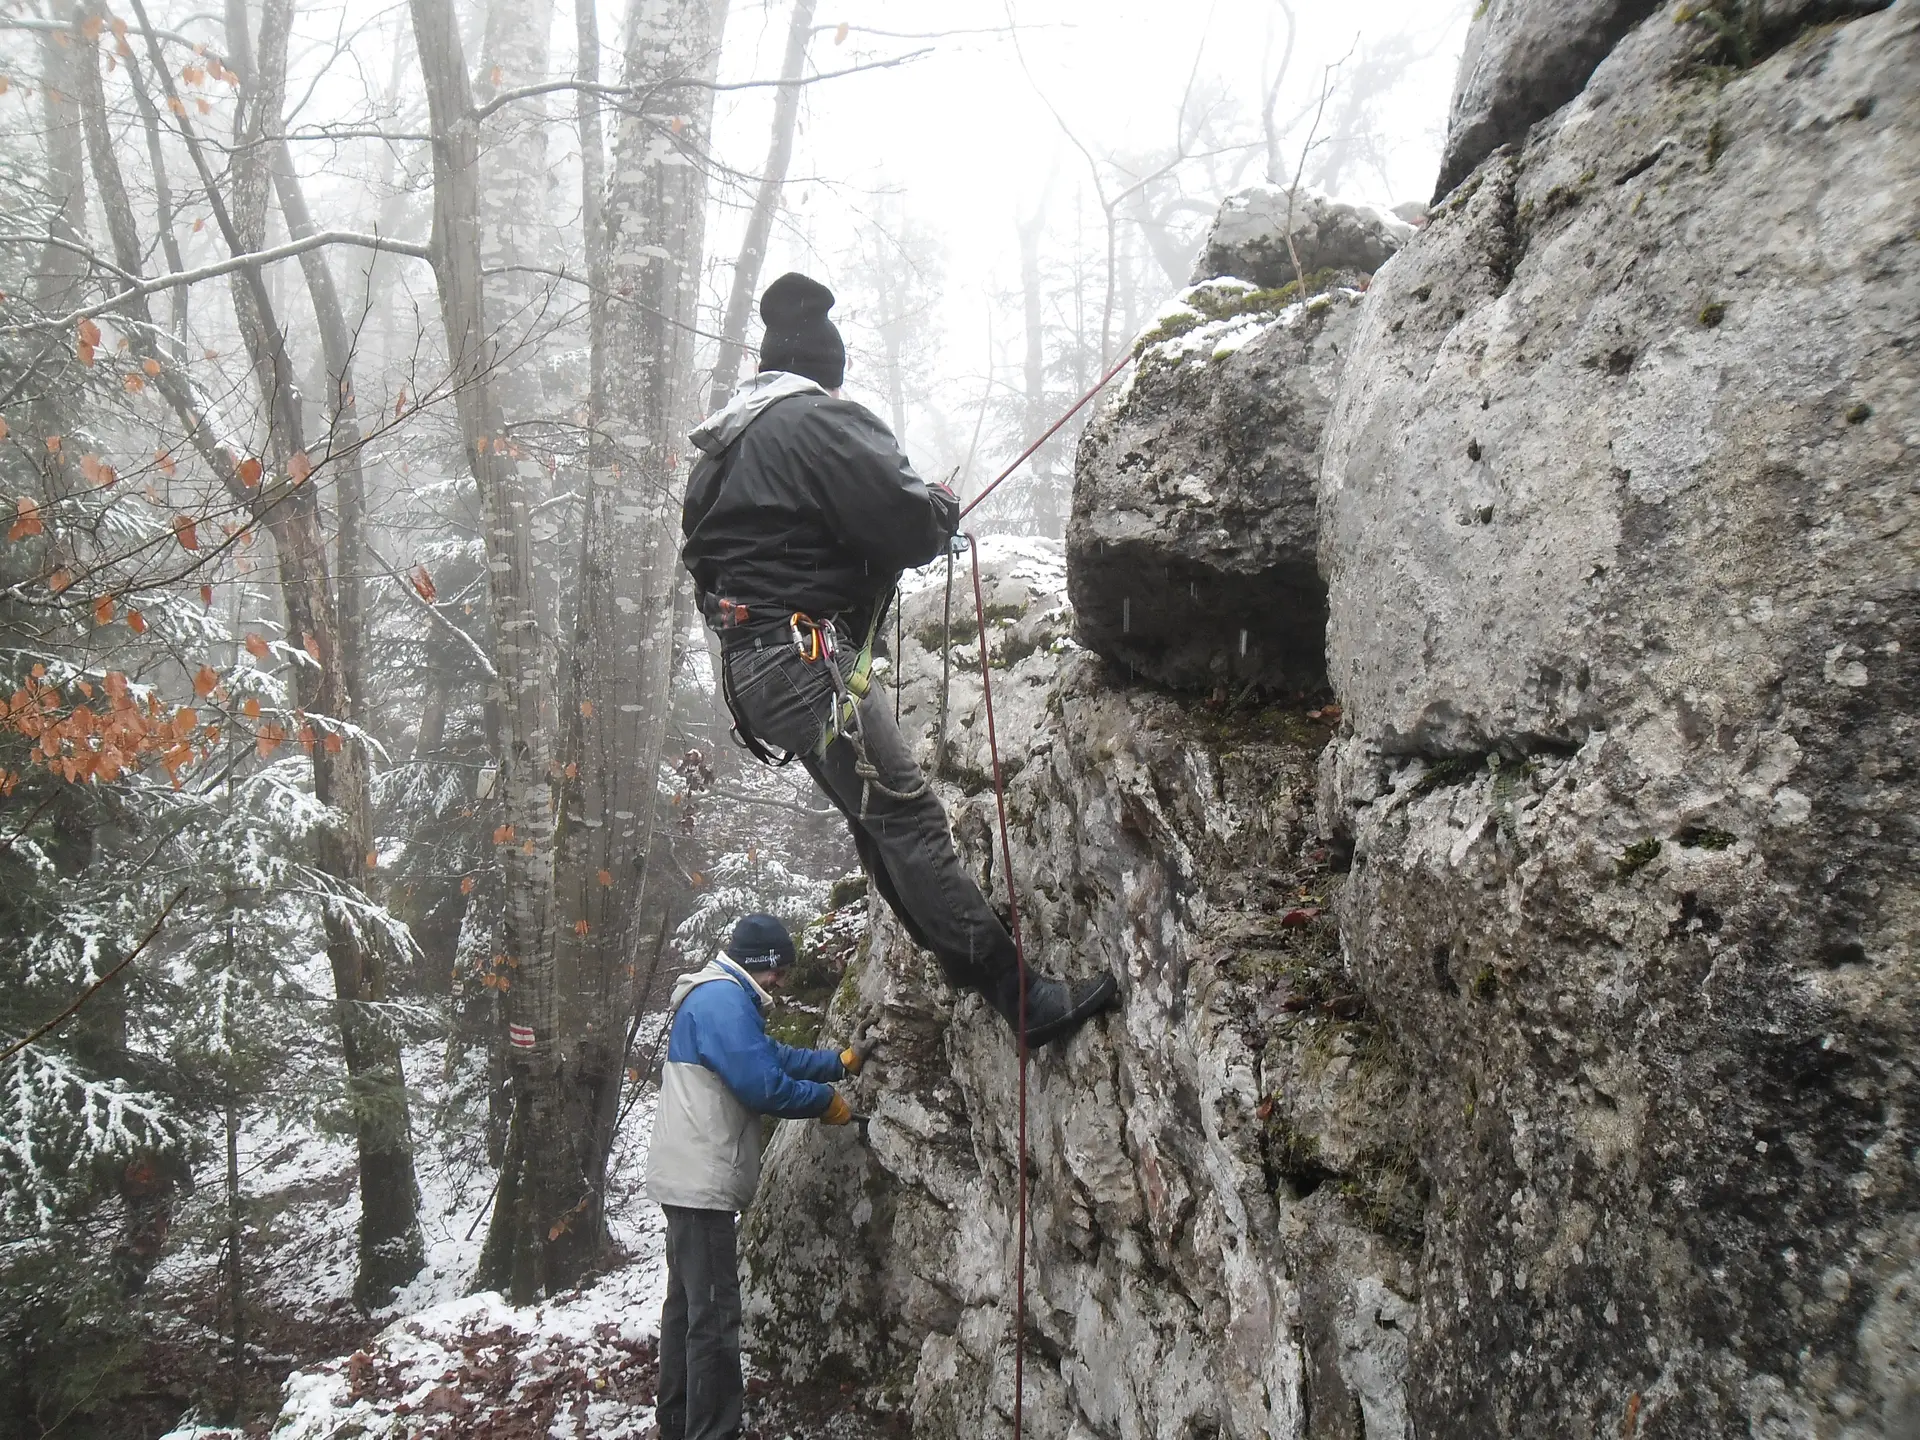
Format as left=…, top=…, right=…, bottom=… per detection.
left=991, top=969, right=1120, bottom=1049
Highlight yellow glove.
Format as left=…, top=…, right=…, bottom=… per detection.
left=820, top=1091, right=852, bottom=1126
left=839, top=1036, right=877, bottom=1075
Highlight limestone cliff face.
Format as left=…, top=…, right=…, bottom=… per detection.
left=1319, top=3, right=1918, bottom=1431
left=742, top=563, right=1407, bottom=1435
left=741, top=4, right=1919, bottom=1436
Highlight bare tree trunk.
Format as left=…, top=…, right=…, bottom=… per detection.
left=706, top=0, right=814, bottom=412
left=408, top=0, right=565, bottom=1303
left=475, top=0, right=559, bottom=423
left=117, top=0, right=427, bottom=1304
left=29, top=15, right=87, bottom=508
left=523, top=0, right=731, bottom=1286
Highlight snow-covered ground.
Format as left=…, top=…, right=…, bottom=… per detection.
left=153, top=1043, right=669, bottom=1439
left=265, top=1256, right=666, bottom=1440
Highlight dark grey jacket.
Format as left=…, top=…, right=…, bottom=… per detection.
left=680, top=371, right=958, bottom=630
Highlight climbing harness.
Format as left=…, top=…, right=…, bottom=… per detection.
left=791, top=600, right=930, bottom=819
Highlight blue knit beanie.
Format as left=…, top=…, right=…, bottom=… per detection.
left=725, top=913, right=796, bottom=972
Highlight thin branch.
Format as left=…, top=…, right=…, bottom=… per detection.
left=470, top=48, right=931, bottom=123
left=363, top=541, right=499, bottom=680
left=705, top=787, right=837, bottom=820
left=1283, top=37, right=1358, bottom=299
left=2, top=231, right=433, bottom=333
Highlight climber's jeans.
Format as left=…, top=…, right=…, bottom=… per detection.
left=657, top=1205, right=742, bottom=1440
left=723, top=635, right=1021, bottom=1005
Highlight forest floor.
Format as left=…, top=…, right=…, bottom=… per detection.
left=142, top=1033, right=899, bottom=1440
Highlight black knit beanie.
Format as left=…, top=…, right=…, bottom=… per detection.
left=725, top=913, right=796, bottom=972
left=757, top=272, right=845, bottom=390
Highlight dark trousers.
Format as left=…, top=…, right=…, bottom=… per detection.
left=657, top=1205, right=743, bottom=1440
left=723, top=634, right=1020, bottom=1004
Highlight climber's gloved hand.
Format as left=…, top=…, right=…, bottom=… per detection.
left=839, top=1035, right=878, bottom=1076
left=820, top=1091, right=853, bottom=1126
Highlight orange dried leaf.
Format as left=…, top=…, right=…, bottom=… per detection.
left=171, top=514, right=199, bottom=550
left=574, top=919, right=590, bottom=935
left=78, top=318, right=101, bottom=347
left=81, top=15, right=103, bottom=40
left=834, top=20, right=850, bottom=43
left=8, top=496, right=42, bottom=542
left=92, top=595, right=113, bottom=625
left=77, top=340, right=95, bottom=367
left=299, top=723, right=315, bottom=751
left=193, top=665, right=218, bottom=697
left=597, top=869, right=613, bottom=887
left=323, top=732, right=343, bottom=754
left=460, top=875, right=476, bottom=896
left=244, top=633, right=269, bottom=659
left=0, top=416, right=8, bottom=440
left=255, top=721, right=283, bottom=758
left=48, top=568, right=71, bottom=594
left=236, top=456, right=262, bottom=487
left=156, top=448, right=176, bottom=476
left=302, top=632, right=321, bottom=662
left=241, top=696, right=261, bottom=720
left=44, top=435, right=60, bottom=454
left=579, top=700, right=593, bottom=718
left=142, top=358, right=161, bottom=376
left=492, top=823, right=515, bottom=844
left=410, top=564, right=436, bottom=602
left=127, top=609, right=146, bottom=634
left=122, top=372, right=145, bottom=394
left=195, top=96, right=210, bottom=115
left=287, top=450, right=311, bottom=484
left=365, top=850, right=378, bottom=869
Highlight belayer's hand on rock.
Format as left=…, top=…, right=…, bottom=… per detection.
left=820, top=1091, right=853, bottom=1126
left=840, top=1035, right=878, bottom=1075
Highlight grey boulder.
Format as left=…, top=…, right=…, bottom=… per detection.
left=1066, top=281, right=1362, bottom=695
left=1189, top=186, right=1411, bottom=291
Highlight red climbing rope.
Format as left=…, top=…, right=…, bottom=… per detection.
left=956, top=346, right=1133, bottom=1438
left=966, top=533, right=1031, bottom=1438
left=959, top=350, right=1135, bottom=522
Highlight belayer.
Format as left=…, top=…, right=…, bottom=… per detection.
left=646, top=913, right=872, bottom=1440
left=681, top=272, right=1118, bottom=1049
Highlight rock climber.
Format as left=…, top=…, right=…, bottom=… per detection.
left=645, top=913, right=872, bottom=1440
left=681, top=271, right=1118, bottom=1049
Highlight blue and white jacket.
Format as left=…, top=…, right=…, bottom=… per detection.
left=644, top=954, right=846, bottom=1212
